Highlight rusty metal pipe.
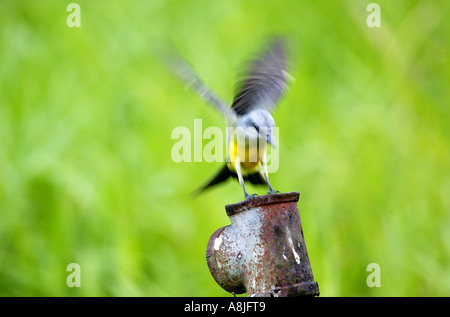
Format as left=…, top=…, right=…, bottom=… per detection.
left=206, top=192, right=319, bottom=297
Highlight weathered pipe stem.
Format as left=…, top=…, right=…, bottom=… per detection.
left=206, top=192, right=319, bottom=297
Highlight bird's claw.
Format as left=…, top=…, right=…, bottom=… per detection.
left=245, top=193, right=258, bottom=199
left=268, top=189, right=280, bottom=195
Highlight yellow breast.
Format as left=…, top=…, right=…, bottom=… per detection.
left=227, top=136, right=267, bottom=175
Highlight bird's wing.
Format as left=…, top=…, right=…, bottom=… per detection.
left=231, top=38, right=289, bottom=116
left=163, top=51, right=237, bottom=124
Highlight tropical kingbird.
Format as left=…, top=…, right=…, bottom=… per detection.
left=167, top=38, right=289, bottom=199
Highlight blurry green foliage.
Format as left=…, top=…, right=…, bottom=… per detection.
left=0, top=0, right=448, bottom=296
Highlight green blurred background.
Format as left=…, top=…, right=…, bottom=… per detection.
left=0, top=0, right=448, bottom=296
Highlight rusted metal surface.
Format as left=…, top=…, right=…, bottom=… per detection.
left=206, top=192, right=319, bottom=297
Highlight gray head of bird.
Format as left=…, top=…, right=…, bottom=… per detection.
left=236, top=109, right=276, bottom=148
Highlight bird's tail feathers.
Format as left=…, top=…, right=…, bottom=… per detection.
left=191, top=164, right=267, bottom=198
left=191, top=164, right=232, bottom=198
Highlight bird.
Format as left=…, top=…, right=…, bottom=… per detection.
left=165, top=38, right=290, bottom=199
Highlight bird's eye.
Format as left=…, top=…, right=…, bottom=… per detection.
left=250, top=122, right=260, bottom=133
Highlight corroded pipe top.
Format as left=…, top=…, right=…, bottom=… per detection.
left=225, top=192, right=300, bottom=216
left=207, top=191, right=319, bottom=297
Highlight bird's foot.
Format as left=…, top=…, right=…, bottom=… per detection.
left=245, top=193, right=258, bottom=199
left=267, top=189, right=280, bottom=195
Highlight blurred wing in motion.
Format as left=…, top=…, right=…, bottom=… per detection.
left=162, top=49, right=237, bottom=124
left=231, top=38, right=289, bottom=116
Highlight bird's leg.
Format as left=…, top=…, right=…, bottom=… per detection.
left=261, top=153, right=279, bottom=195
left=235, top=157, right=256, bottom=199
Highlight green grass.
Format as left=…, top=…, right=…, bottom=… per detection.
left=0, top=0, right=448, bottom=296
